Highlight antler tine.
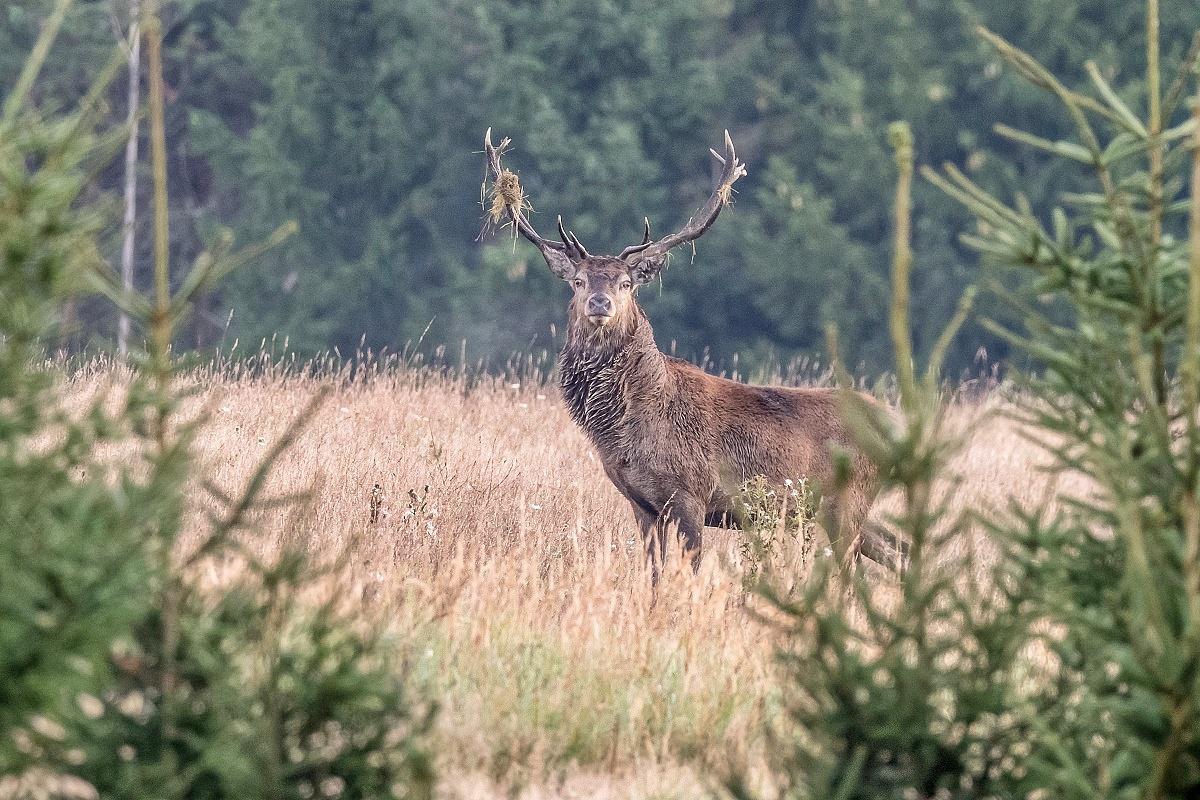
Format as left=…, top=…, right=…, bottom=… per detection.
left=556, top=215, right=570, bottom=247
left=568, top=231, right=590, bottom=259
left=483, top=128, right=566, bottom=255
left=617, top=217, right=653, bottom=260
left=624, top=130, right=747, bottom=264
left=551, top=215, right=592, bottom=260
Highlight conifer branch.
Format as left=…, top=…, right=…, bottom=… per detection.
left=888, top=121, right=917, bottom=411
left=0, top=0, right=72, bottom=124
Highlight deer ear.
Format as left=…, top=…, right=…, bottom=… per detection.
left=629, top=256, right=666, bottom=286
left=543, top=250, right=576, bottom=281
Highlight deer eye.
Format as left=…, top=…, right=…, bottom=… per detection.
left=620, top=280, right=632, bottom=291
left=573, top=278, right=584, bottom=288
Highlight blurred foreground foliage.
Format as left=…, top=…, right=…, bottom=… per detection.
left=737, top=4, right=1200, bottom=798
left=0, top=9, right=434, bottom=798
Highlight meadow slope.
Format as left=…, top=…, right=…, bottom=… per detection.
left=64, top=363, right=1082, bottom=799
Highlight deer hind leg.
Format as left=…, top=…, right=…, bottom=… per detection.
left=820, top=489, right=870, bottom=566
left=830, top=488, right=909, bottom=575
left=858, top=523, right=910, bottom=575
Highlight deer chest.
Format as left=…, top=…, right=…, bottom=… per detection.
left=558, top=357, right=630, bottom=451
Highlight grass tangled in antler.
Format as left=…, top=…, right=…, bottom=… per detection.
left=477, top=134, right=533, bottom=247
left=488, top=168, right=528, bottom=226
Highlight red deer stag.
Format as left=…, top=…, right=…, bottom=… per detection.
left=483, top=128, right=904, bottom=578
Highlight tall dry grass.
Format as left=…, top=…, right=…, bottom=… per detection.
left=59, top=358, right=1079, bottom=799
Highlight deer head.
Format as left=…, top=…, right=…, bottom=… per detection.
left=483, top=129, right=747, bottom=334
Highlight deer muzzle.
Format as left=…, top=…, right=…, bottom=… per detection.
left=585, top=293, right=615, bottom=324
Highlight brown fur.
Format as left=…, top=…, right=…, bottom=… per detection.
left=557, top=258, right=898, bottom=577
left=482, top=129, right=902, bottom=577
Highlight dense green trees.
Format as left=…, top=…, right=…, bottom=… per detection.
left=2, top=0, right=1198, bottom=373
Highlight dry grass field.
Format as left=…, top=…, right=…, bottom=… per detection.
left=61, top=359, right=1086, bottom=799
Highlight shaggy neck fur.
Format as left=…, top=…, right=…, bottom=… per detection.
left=558, top=303, right=668, bottom=450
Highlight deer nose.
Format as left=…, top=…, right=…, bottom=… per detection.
left=586, top=293, right=614, bottom=317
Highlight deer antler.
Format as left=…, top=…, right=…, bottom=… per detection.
left=621, top=130, right=747, bottom=265
left=617, top=218, right=652, bottom=260
left=483, top=129, right=579, bottom=279
left=556, top=216, right=591, bottom=260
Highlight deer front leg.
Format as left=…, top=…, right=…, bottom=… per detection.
left=629, top=500, right=667, bottom=584
left=626, top=492, right=705, bottom=580
left=660, top=493, right=704, bottom=574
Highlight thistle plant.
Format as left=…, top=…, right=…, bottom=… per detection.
left=734, top=476, right=818, bottom=589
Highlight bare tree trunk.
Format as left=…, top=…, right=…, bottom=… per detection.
left=117, top=0, right=141, bottom=357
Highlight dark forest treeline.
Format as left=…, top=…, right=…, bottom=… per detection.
left=2, top=0, right=1198, bottom=374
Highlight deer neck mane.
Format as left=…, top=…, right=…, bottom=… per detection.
left=558, top=304, right=666, bottom=447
